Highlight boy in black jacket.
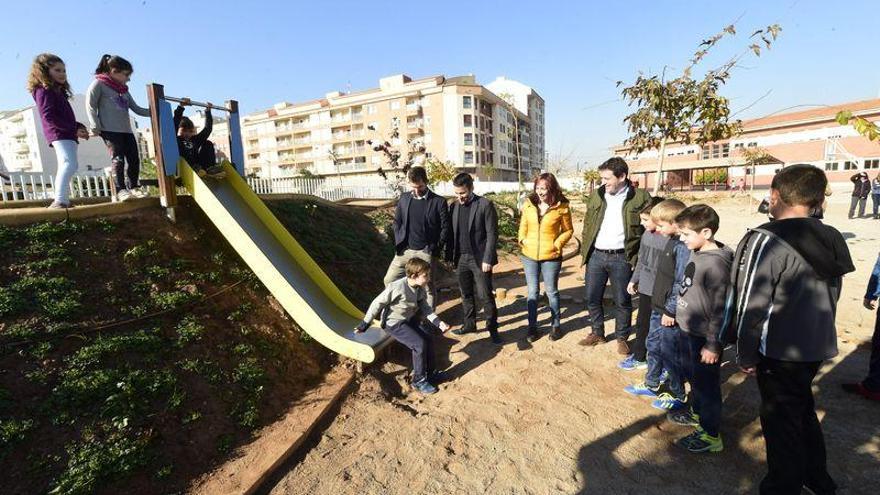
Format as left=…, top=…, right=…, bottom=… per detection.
left=174, top=99, right=225, bottom=179
left=724, top=164, right=854, bottom=494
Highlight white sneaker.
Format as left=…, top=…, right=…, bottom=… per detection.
left=130, top=187, right=148, bottom=199
left=117, top=189, right=132, bottom=202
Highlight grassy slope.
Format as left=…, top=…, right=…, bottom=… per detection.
left=0, top=197, right=392, bottom=495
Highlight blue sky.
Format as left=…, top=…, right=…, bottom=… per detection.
left=2, top=0, right=878, bottom=169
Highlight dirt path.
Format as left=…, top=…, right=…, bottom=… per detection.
left=267, top=197, right=880, bottom=495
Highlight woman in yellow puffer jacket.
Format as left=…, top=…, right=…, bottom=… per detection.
left=518, top=173, right=574, bottom=342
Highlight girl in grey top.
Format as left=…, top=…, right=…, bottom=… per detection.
left=86, top=54, right=151, bottom=201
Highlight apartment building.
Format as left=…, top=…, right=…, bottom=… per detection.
left=241, top=74, right=544, bottom=182
left=0, top=94, right=121, bottom=176
left=617, top=98, right=880, bottom=189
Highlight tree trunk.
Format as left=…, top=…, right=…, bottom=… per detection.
left=652, top=137, right=668, bottom=195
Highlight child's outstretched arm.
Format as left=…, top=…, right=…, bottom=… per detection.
left=173, top=104, right=185, bottom=130
left=417, top=291, right=449, bottom=331
left=356, top=285, right=394, bottom=332
left=127, top=92, right=151, bottom=118
left=195, top=107, right=213, bottom=143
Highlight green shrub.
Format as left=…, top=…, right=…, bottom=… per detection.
left=50, top=428, right=150, bottom=495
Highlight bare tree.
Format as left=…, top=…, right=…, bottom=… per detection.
left=619, top=23, right=782, bottom=194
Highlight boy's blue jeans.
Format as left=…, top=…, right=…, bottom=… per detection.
left=645, top=310, right=686, bottom=400
left=682, top=334, right=722, bottom=437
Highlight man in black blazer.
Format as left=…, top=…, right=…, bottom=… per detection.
left=445, top=172, right=500, bottom=343
left=384, top=166, right=449, bottom=308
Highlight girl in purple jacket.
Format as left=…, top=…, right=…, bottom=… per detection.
left=27, top=53, right=88, bottom=208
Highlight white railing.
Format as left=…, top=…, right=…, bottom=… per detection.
left=1, top=172, right=112, bottom=202
left=246, top=176, right=391, bottom=200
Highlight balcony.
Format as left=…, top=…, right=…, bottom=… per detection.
left=351, top=112, right=363, bottom=121
left=10, top=126, right=26, bottom=138
left=15, top=143, right=29, bottom=154
left=406, top=103, right=422, bottom=114
left=332, top=133, right=353, bottom=142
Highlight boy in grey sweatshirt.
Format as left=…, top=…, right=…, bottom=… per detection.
left=670, top=204, right=733, bottom=454
left=356, top=258, right=450, bottom=395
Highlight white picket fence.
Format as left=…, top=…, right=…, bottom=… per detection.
left=1, top=171, right=554, bottom=204
left=1, top=172, right=112, bottom=203
left=245, top=177, right=391, bottom=201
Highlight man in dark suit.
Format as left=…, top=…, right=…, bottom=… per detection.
left=446, top=172, right=500, bottom=344
left=384, top=166, right=449, bottom=308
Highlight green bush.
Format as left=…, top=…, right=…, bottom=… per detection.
left=50, top=428, right=150, bottom=495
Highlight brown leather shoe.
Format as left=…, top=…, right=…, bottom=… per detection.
left=578, top=334, right=606, bottom=346
left=616, top=338, right=630, bottom=355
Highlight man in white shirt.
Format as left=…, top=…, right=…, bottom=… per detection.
left=578, top=157, right=652, bottom=354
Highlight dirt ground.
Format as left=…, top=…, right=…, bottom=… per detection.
left=266, top=194, right=880, bottom=495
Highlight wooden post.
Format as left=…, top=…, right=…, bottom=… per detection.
left=146, top=83, right=178, bottom=220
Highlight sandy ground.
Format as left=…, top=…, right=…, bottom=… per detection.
left=266, top=194, right=880, bottom=495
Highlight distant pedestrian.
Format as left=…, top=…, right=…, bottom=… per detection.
left=86, top=54, right=152, bottom=202
left=871, top=173, right=880, bottom=219
left=848, top=171, right=870, bottom=218
left=27, top=53, right=89, bottom=209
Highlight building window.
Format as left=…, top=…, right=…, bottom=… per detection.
left=424, top=116, right=431, bottom=127
left=391, top=117, right=399, bottom=128
left=464, top=133, right=473, bottom=146
left=463, top=96, right=472, bottom=109
left=865, top=159, right=880, bottom=169
left=722, top=143, right=730, bottom=158
left=391, top=100, right=401, bottom=110
left=702, top=147, right=710, bottom=160
left=425, top=152, right=433, bottom=159
left=463, top=115, right=472, bottom=127
left=844, top=160, right=859, bottom=170
left=464, top=151, right=474, bottom=164
left=825, top=162, right=839, bottom=171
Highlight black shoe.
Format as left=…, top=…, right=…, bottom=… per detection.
left=516, top=339, right=532, bottom=351
left=526, top=327, right=540, bottom=343
left=428, top=370, right=448, bottom=385
left=452, top=325, right=477, bottom=336
left=549, top=326, right=562, bottom=341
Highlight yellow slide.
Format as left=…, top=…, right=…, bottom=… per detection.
left=180, top=161, right=390, bottom=362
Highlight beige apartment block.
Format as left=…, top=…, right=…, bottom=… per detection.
left=241, top=74, right=545, bottom=183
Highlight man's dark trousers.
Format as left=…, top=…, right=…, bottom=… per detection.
left=457, top=253, right=497, bottom=333
left=756, top=357, right=836, bottom=495
left=585, top=249, right=633, bottom=340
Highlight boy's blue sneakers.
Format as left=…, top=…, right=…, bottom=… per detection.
left=412, top=378, right=438, bottom=395
left=651, top=393, right=686, bottom=411
left=618, top=355, right=648, bottom=371
left=624, top=382, right=660, bottom=398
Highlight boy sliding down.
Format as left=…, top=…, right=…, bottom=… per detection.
left=174, top=98, right=225, bottom=179
left=356, top=258, right=450, bottom=395
left=668, top=204, right=733, bottom=453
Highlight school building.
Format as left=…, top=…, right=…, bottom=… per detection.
left=239, top=74, right=545, bottom=183
left=615, top=98, right=880, bottom=190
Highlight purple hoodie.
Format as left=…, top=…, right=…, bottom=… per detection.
left=32, top=86, right=78, bottom=145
